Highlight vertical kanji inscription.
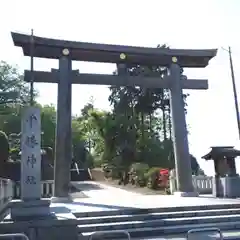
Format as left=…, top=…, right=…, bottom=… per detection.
left=21, top=107, right=41, bottom=200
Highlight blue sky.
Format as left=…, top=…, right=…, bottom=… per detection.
left=1, top=0, right=240, bottom=175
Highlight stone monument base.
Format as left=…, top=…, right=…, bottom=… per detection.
left=1, top=216, right=79, bottom=240
left=51, top=196, right=73, bottom=203
left=174, top=191, right=199, bottom=197
left=223, top=176, right=240, bottom=198
left=213, top=176, right=240, bottom=198
left=2, top=199, right=79, bottom=240
left=33, top=218, right=79, bottom=240
left=10, top=199, right=51, bottom=220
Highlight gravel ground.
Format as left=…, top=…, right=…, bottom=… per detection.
left=99, top=179, right=166, bottom=195
left=91, top=169, right=166, bottom=195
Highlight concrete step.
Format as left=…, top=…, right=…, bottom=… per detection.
left=76, top=208, right=240, bottom=225
left=73, top=203, right=240, bottom=218
left=77, top=214, right=240, bottom=232
left=79, top=221, right=240, bottom=239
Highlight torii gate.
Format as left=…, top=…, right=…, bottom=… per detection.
left=12, top=32, right=217, bottom=200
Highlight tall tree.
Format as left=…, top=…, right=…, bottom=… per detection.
left=0, top=61, right=35, bottom=105
left=0, top=61, right=38, bottom=133
left=40, top=104, right=56, bottom=148
left=106, top=44, right=191, bottom=171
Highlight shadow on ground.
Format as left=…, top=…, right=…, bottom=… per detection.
left=71, top=182, right=104, bottom=191
left=69, top=182, right=104, bottom=198
left=69, top=184, right=88, bottom=198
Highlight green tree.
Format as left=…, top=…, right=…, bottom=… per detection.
left=190, top=154, right=200, bottom=175
left=106, top=46, right=172, bottom=170
left=40, top=104, right=56, bottom=148
left=0, top=61, right=38, bottom=134
left=71, top=102, right=101, bottom=168
left=102, top=44, right=192, bottom=175
left=0, top=131, right=9, bottom=167
left=0, top=105, right=21, bottom=134
left=0, top=61, right=36, bottom=105
left=0, top=131, right=11, bottom=179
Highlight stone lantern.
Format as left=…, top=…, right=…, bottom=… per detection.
left=202, top=146, right=240, bottom=198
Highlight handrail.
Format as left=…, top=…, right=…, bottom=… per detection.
left=0, top=233, right=29, bottom=240
left=187, top=228, right=223, bottom=240
left=89, top=230, right=131, bottom=240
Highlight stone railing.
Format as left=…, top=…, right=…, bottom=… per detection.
left=170, top=172, right=213, bottom=194
left=0, top=178, right=13, bottom=217
left=13, top=180, right=54, bottom=199
left=192, top=175, right=213, bottom=194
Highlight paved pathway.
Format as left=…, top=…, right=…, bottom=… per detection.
left=51, top=181, right=240, bottom=215
left=71, top=181, right=142, bottom=199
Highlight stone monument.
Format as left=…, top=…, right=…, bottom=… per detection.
left=11, top=106, right=50, bottom=219
left=4, top=108, right=78, bottom=240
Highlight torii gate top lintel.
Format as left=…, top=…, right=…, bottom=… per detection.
left=11, top=32, right=217, bottom=68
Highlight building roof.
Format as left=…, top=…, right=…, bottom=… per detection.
left=202, top=146, right=240, bottom=160
left=11, top=32, right=217, bottom=67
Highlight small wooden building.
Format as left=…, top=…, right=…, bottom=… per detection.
left=202, top=146, right=240, bottom=177
left=202, top=146, right=240, bottom=198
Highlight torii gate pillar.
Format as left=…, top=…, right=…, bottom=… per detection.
left=170, top=59, right=196, bottom=196
left=52, top=49, right=73, bottom=201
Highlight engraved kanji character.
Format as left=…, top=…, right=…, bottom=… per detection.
left=25, top=176, right=36, bottom=184
left=25, top=134, right=38, bottom=148
left=27, top=154, right=37, bottom=168
left=27, top=114, right=38, bottom=128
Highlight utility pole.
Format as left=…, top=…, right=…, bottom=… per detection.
left=228, top=46, right=240, bottom=140
left=30, top=29, right=34, bottom=106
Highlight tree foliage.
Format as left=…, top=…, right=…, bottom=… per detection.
left=0, top=54, right=201, bottom=179
left=0, top=131, right=9, bottom=162
left=0, top=61, right=36, bottom=105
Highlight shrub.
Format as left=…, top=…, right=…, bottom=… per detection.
left=145, top=167, right=161, bottom=178
left=9, top=148, right=20, bottom=154
left=9, top=147, right=20, bottom=161
left=135, top=174, right=147, bottom=187
left=101, top=164, right=120, bottom=179
left=130, top=163, right=149, bottom=174
left=129, top=163, right=149, bottom=187
left=145, top=167, right=162, bottom=190
left=102, top=164, right=112, bottom=178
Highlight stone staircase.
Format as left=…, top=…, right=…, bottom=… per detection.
left=75, top=203, right=240, bottom=239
